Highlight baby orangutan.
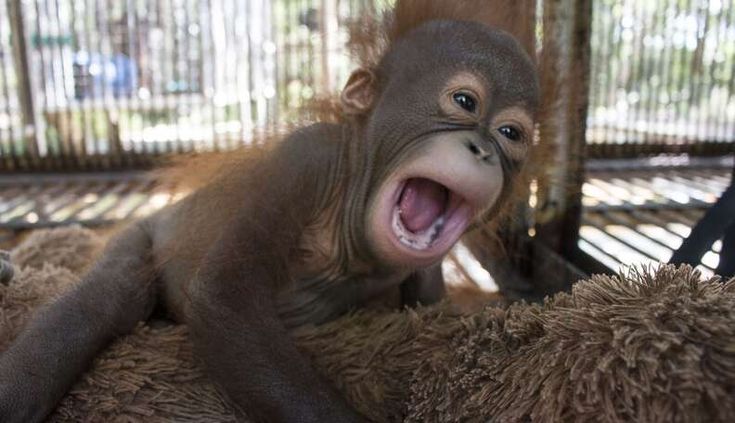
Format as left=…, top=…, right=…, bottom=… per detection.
left=0, top=1, right=539, bottom=421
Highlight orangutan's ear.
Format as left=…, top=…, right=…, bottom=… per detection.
left=340, top=69, right=376, bottom=115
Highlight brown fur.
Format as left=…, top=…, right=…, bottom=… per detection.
left=348, top=0, right=536, bottom=70
left=389, top=0, right=536, bottom=54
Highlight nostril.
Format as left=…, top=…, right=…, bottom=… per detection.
left=467, top=142, right=481, bottom=156
left=466, top=140, right=496, bottom=164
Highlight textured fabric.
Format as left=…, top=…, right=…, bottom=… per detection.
left=1, top=227, right=733, bottom=422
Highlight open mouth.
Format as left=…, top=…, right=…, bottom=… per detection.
left=391, top=178, right=472, bottom=252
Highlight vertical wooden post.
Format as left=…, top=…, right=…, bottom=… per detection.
left=319, top=0, right=338, bottom=94
left=7, top=0, right=39, bottom=168
left=512, top=0, right=539, bottom=58
left=534, top=0, right=592, bottom=259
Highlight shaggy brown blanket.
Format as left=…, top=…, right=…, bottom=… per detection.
left=1, top=227, right=734, bottom=422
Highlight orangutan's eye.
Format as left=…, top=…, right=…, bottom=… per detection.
left=452, top=92, right=477, bottom=113
left=498, top=125, right=523, bottom=142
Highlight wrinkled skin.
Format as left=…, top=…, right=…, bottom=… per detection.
left=0, top=19, right=538, bottom=423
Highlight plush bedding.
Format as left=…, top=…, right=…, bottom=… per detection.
left=1, top=227, right=733, bottom=422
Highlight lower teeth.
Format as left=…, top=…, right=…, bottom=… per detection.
left=393, top=210, right=445, bottom=250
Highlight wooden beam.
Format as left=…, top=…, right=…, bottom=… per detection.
left=534, top=0, right=592, bottom=259
left=319, top=0, right=339, bottom=94
left=7, top=0, right=39, bottom=168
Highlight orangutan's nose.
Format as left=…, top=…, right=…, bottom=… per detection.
left=466, top=139, right=494, bottom=163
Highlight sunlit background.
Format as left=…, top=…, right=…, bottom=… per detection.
left=0, top=0, right=733, bottom=289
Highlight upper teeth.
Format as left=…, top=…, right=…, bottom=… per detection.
left=393, top=208, right=445, bottom=250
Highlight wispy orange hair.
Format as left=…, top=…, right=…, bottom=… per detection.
left=349, top=0, right=536, bottom=71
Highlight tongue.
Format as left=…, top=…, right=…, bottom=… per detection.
left=398, top=178, right=448, bottom=233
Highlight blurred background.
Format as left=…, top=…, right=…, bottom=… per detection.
left=0, top=0, right=733, bottom=300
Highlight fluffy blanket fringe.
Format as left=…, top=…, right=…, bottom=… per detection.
left=1, top=227, right=734, bottom=422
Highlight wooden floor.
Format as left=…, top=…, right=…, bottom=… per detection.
left=0, top=159, right=730, bottom=281
left=0, top=172, right=183, bottom=230
left=580, top=160, right=731, bottom=277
